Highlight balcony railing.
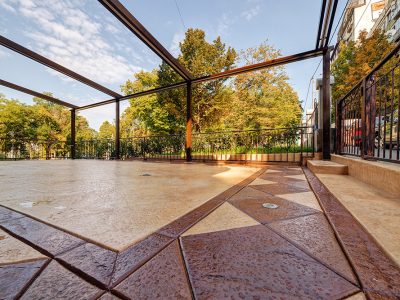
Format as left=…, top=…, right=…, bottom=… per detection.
left=336, top=43, right=400, bottom=163
left=0, top=138, right=71, bottom=160
left=1, top=127, right=314, bottom=163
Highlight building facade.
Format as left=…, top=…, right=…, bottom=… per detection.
left=369, top=0, right=400, bottom=41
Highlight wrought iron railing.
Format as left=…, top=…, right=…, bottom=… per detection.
left=0, top=127, right=315, bottom=162
left=336, top=43, right=400, bottom=163
left=0, top=138, right=71, bottom=160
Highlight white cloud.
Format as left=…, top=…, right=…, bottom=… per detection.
left=217, top=13, right=234, bottom=37
left=2, top=0, right=143, bottom=85
left=241, top=5, right=261, bottom=21
left=0, top=0, right=16, bottom=12
left=0, top=48, right=10, bottom=59
left=170, top=31, right=184, bottom=56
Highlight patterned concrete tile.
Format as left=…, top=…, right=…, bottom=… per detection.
left=182, top=202, right=259, bottom=236
left=20, top=261, right=101, bottom=300
left=284, top=174, right=307, bottom=181
left=0, top=229, right=46, bottom=264
left=57, top=242, right=117, bottom=288
left=157, top=197, right=225, bottom=238
left=181, top=225, right=359, bottom=299
left=0, top=259, right=48, bottom=300
left=251, top=182, right=310, bottom=195
left=248, top=178, right=276, bottom=185
left=304, top=167, right=400, bottom=299
left=345, top=292, right=367, bottom=300
left=1, top=217, right=84, bottom=257
left=110, top=233, right=173, bottom=287
left=0, top=206, right=24, bottom=223
left=275, top=191, right=322, bottom=211
left=114, top=241, right=192, bottom=299
left=229, top=187, right=320, bottom=224
left=97, top=293, right=121, bottom=300
left=268, top=213, right=357, bottom=284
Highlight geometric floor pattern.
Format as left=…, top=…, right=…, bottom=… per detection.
left=1, top=163, right=399, bottom=299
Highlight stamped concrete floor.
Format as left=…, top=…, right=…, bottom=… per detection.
left=1, top=161, right=399, bottom=299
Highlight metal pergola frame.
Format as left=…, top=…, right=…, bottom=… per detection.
left=0, top=0, right=337, bottom=160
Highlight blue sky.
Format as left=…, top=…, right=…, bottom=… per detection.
left=0, top=0, right=345, bottom=130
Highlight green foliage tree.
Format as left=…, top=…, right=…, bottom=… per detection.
left=332, top=29, right=394, bottom=104
left=226, top=43, right=301, bottom=130
left=0, top=93, right=95, bottom=141
left=98, top=120, right=115, bottom=139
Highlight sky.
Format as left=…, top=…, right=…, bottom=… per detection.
left=0, top=0, right=346, bottom=130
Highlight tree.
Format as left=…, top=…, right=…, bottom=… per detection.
left=332, top=29, right=394, bottom=104
left=98, top=121, right=115, bottom=139
left=226, top=43, right=301, bottom=129
left=120, top=28, right=237, bottom=134
left=0, top=95, right=36, bottom=139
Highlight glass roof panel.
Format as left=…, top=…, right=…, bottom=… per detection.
left=0, top=47, right=110, bottom=106
left=0, top=0, right=182, bottom=98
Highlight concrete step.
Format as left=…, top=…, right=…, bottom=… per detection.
left=307, top=160, right=348, bottom=175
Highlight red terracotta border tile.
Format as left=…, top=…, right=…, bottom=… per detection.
left=0, top=216, right=85, bottom=257
left=0, top=258, right=49, bottom=300
left=267, top=213, right=358, bottom=285
left=181, top=225, right=359, bottom=299
left=303, top=167, right=400, bottom=299
left=56, top=242, right=117, bottom=289
left=20, top=260, right=103, bottom=300
left=114, top=240, right=192, bottom=299
left=110, top=233, right=174, bottom=287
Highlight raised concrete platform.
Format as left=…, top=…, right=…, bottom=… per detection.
left=307, top=159, right=348, bottom=175
left=315, top=173, right=400, bottom=266
left=331, top=154, right=400, bottom=196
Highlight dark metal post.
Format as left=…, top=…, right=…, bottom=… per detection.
left=364, top=76, right=376, bottom=158
left=335, top=100, right=342, bottom=154
left=186, top=81, right=192, bottom=161
left=322, top=48, right=331, bottom=159
left=71, top=109, right=76, bottom=159
left=115, top=100, right=120, bottom=159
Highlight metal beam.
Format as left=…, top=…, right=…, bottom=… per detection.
left=0, top=79, right=78, bottom=108
left=0, top=35, right=122, bottom=98
left=98, top=0, right=193, bottom=81
left=192, top=48, right=325, bottom=84
left=185, top=81, right=192, bottom=161
left=71, top=109, right=76, bottom=159
left=77, top=81, right=187, bottom=111
left=322, top=48, right=331, bottom=159
left=316, top=0, right=328, bottom=49
left=115, top=100, right=120, bottom=159
left=77, top=48, right=324, bottom=111
left=316, top=0, right=338, bottom=49
left=325, top=0, right=338, bottom=48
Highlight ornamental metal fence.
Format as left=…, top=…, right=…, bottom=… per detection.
left=0, top=127, right=315, bottom=163
left=336, top=44, right=400, bottom=163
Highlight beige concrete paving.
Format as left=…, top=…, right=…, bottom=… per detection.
left=181, top=202, right=259, bottom=236
left=345, top=292, right=367, bottom=300
left=0, top=229, right=46, bottom=265
left=275, top=191, right=322, bottom=211
left=308, top=160, right=348, bottom=175
left=248, top=178, right=275, bottom=185
left=0, top=160, right=259, bottom=252
left=317, top=173, right=400, bottom=266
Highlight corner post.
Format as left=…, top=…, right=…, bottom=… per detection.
left=71, top=108, right=76, bottom=159
left=364, top=76, right=376, bottom=158
left=115, top=99, right=120, bottom=160
left=322, top=47, right=331, bottom=159
left=186, top=81, right=192, bottom=161
left=335, top=100, right=342, bottom=154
